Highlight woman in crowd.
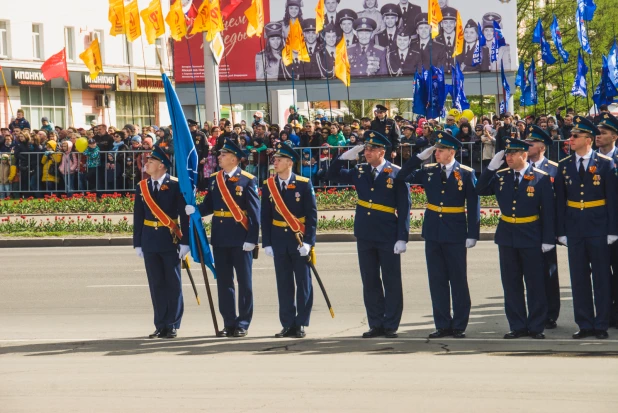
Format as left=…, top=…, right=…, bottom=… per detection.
left=59, top=140, right=78, bottom=195
left=41, top=140, right=62, bottom=194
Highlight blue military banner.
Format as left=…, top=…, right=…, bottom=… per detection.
left=532, top=19, right=556, bottom=65
left=523, top=58, right=538, bottom=106
left=426, top=66, right=446, bottom=119
left=500, top=60, right=511, bottom=114
left=576, top=2, right=592, bottom=54
left=490, top=20, right=506, bottom=63
left=413, top=70, right=427, bottom=116
left=592, top=55, right=618, bottom=107
left=608, top=40, right=618, bottom=90
left=550, top=15, right=569, bottom=64
left=451, top=61, right=470, bottom=111
left=472, top=22, right=486, bottom=67
left=571, top=50, right=588, bottom=98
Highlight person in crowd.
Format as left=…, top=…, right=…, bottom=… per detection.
left=300, top=147, right=318, bottom=181
left=12, top=131, right=32, bottom=196
left=480, top=124, right=496, bottom=168
left=279, top=130, right=294, bottom=148
left=9, top=109, right=30, bottom=132
left=326, top=124, right=346, bottom=156
left=0, top=153, right=11, bottom=199
left=82, top=138, right=101, bottom=192
left=41, top=140, right=62, bottom=194
left=40, top=117, right=54, bottom=132
left=155, top=127, right=174, bottom=156
left=59, top=140, right=78, bottom=195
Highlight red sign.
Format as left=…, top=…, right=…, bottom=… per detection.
left=174, top=0, right=271, bottom=83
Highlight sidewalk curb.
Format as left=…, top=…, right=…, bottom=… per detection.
left=0, top=232, right=498, bottom=248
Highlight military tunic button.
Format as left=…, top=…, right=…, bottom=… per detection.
left=512, top=214, right=516, bottom=217
left=284, top=229, right=288, bottom=232
left=513, top=200, right=516, bottom=204
left=512, top=207, right=516, bottom=210
left=439, top=214, right=443, bottom=218
left=220, top=220, right=223, bottom=223
left=580, top=192, right=584, bottom=195
left=440, top=202, right=443, bottom=205
left=369, top=200, right=372, bottom=203
left=371, top=188, right=374, bottom=191
left=581, top=184, right=584, bottom=187
left=367, top=212, right=371, bottom=215
left=441, top=190, right=445, bottom=194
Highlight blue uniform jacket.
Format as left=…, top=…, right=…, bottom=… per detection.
left=133, top=174, right=189, bottom=253
left=198, top=169, right=260, bottom=247
left=328, top=158, right=411, bottom=243
left=261, top=174, right=318, bottom=249
left=477, top=165, right=555, bottom=248
left=555, top=152, right=618, bottom=238
left=532, top=157, right=559, bottom=178
left=398, top=156, right=480, bottom=243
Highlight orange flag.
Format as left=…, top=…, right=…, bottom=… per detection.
left=79, top=38, right=103, bottom=80
left=315, top=0, right=325, bottom=33
left=282, top=19, right=310, bottom=66
left=108, top=0, right=125, bottom=36
left=245, top=0, right=264, bottom=37
left=192, top=0, right=225, bottom=42
left=335, top=38, right=350, bottom=87
left=124, top=0, right=141, bottom=42
left=140, top=0, right=165, bottom=45
left=452, top=11, right=464, bottom=57
left=428, top=0, right=443, bottom=39
left=165, top=0, right=187, bottom=41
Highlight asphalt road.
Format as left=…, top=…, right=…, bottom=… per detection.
left=1, top=243, right=617, bottom=412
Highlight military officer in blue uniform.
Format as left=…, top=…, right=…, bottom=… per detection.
left=185, top=139, right=260, bottom=338
left=133, top=146, right=190, bottom=339
left=261, top=143, right=318, bottom=339
left=328, top=131, right=411, bottom=338
left=595, top=113, right=618, bottom=328
left=524, top=126, right=561, bottom=330
left=397, top=132, right=480, bottom=339
left=347, top=18, right=387, bottom=77
left=555, top=117, right=618, bottom=339
left=476, top=139, right=555, bottom=339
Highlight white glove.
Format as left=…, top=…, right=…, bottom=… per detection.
left=609, top=235, right=618, bottom=245
left=298, top=242, right=311, bottom=256
left=542, top=244, right=555, bottom=253
left=135, top=247, right=144, bottom=258
left=339, top=145, right=364, bottom=161
left=394, top=240, right=407, bottom=254
left=264, top=246, right=274, bottom=257
left=465, top=239, right=477, bottom=249
left=417, top=145, right=436, bottom=161
left=557, top=236, right=567, bottom=246
left=243, top=242, right=256, bottom=252
left=178, top=244, right=191, bottom=260
left=488, top=150, right=505, bottom=171
left=185, top=205, right=196, bottom=215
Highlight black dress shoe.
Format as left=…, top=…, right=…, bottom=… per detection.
left=275, top=327, right=296, bottom=338
left=148, top=328, right=166, bottom=339
left=296, top=326, right=306, bottom=338
left=529, top=332, right=545, bottom=339
left=452, top=329, right=466, bottom=338
left=217, top=326, right=235, bottom=338
left=428, top=329, right=453, bottom=339
left=233, top=328, right=248, bottom=338
left=362, top=327, right=385, bottom=338
left=504, top=329, right=528, bottom=339
left=572, top=329, right=595, bottom=339
left=595, top=330, right=609, bottom=339
left=545, top=319, right=558, bottom=329
left=384, top=329, right=398, bottom=338
left=166, top=328, right=177, bottom=339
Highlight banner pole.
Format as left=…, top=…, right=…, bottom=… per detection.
left=125, top=38, right=136, bottom=124
left=479, top=70, right=484, bottom=115
left=259, top=36, right=271, bottom=123
left=325, top=73, right=333, bottom=120
left=61, top=46, right=74, bottom=127
left=186, top=37, right=203, bottom=126
left=140, top=36, right=153, bottom=124
left=223, top=53, right=235, bottom=125
left=0, top=67, right=13, bottom=118
left=584, top=20, right=596, bottom=116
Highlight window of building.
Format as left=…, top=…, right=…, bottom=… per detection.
left=116, top=92, right=157, bottom=127
left=0, top=21, right=9, bottom=58
left=122, top=35, right=132, bottom=65
left=64, top=27, right=75, bottom=62
left=20, top=86, right=66, bottom=128
left=32, top=24, right=42, bottom=60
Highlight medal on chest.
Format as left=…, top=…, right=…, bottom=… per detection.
left=527, top=186, right=535, bottom=197
left=295, top=191, right=301, bottom=202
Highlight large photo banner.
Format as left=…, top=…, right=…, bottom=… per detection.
left=174, top=0, right=517, bottom=84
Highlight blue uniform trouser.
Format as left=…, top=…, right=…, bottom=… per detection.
left=609, top=242, right=618, bottom=324
left=567, top=236, right=611, bottom=331
left=498, top=246, right=547, bottom=333
left=543, top=247, right=561, bottom=321
left=273, top=244, right=313, bottom=328
left=143, top=251, right=184, bottom=330
left=425, top=240, right=471, bottom=331
left=213, top=246, right=254, bottom=330
left=357, top=239, right=403, bottom=331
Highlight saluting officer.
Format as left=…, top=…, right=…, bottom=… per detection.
left=595, top=113, right=618, bottom=328
left=133, top=145, right=190, bottom=339
left=261, top=143, right=318, bottom=339
left=524, top=126, right=561, bottom=329
left=185, top=139, right=260, bottom=338
left=477, top=139, right=555, bottom=340
left=328, top=131, right=411, bottom=339
left=555, top=117, right=618, bottom=339
left=397, top=132, right=480, bottom=339
left=370, top=104, right=401, bottom=161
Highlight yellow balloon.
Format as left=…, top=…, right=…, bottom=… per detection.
left=461, top=109, right=475, bottom=122
left=75, top=137, right=88, bottom=153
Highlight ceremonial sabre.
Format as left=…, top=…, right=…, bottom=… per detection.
left=295, top=233, right=335, bottom=318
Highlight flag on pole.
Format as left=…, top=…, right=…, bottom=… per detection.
left=523, top=58, right=538, bottom=106
left=452, top=11, right=464, bottom=58
left=515, top=61, right=525, bottom=88
left=608, top=39, right=618, bottom=89
left=166, top=0, right=187, bottom=41
left=161, top=72, right=217, bottom=277
left=451, top=61, right=470, bottom=110
left=532, top=19, right=556, bottom=65
left=123, top=0, right=141, bottom=42
left=192, top=0, right=225, bottom=41
left=472, top=22, right=486, bottom=67
left=41, top=49, right=68, bottom=82
left=222, top=0, right=243, bottom=19
left=108, top=0, right=125, bottom=36
left=550, top=15, right=569, bottom=64
left=490, top=20, right=505, bottom=63
left=140, top=0, right=165, bottom=45
left=79, top=39, right=103, bottom=80
left=500, top=60, right=511, bottom=114
left=593, top=55, right=618, bottom=107
left=571, top=50, right=589, bottom=97
left=335, top=37, right=350, bottom=87
left=576, top=2, right=592, bottom=54
left=427, top=66, right=446, bottom=119
left=428, top=0, right=443, bottom=39
left=580, top=0, right=597, bottom=21
left=315, top=0, right=325, bottom=33
left=282, top=19, right=310, bottom=66
left=413, top=70, right=427, bottom=116
left=245, top=0, right=264, bottom=37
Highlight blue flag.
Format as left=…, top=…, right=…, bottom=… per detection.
left=523, top=58, right=538, bottom=106
left=532, top=19, right=556, bottom=65
left=532, top=18, right=543, bottom=44
left=426, top=66, right=446, bottom=119
left=571, top=50, right=589, bottom=97
left=161, top=73, right=217, bottom=278
left=593, top=55, right=618, bottom=107
left=451, top=61, right=470, bottom=111
left=500, top=60, right=511, bottom=115
left=413, top=70, right=427, bottom=116
left=472, top=22, right=486, bottom=67
left=580, top=0, right=597, bottom=21
left=608, top=40, right=618, bottom=89
left=576, top=2, right=592, bottom=54
left=490, top=20, right=506, bottom=63
left=550, top=15, right=569, bottom=64
left=515, top=61, right=525, bottom=88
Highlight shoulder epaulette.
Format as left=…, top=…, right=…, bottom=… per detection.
left=497, top=167, right=510, bottom=173
left=423, top=163, right=438, bottom=168
left=210, top=172, right=219, bottom=177
left=169, top=176, right=178, bottom=181
left=459, top=164, right=473, bottom=172
left=533, top=167, right=548, bottom=176
left=390, top=163, right=401, bottom=170
left=240, top=170, right=255, bottom=179
left=597, top=152, right=612, bottom=161
left=559, top=155, right=572, bottom=163
left=546, top=160, right=558, bottom=167
left=295, top=176, right=310, bottom=183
